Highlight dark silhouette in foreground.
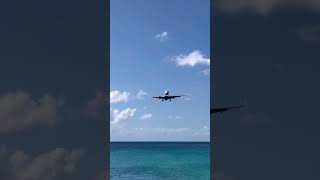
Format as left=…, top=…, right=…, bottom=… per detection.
left=211, top=105, right=244, bottom=114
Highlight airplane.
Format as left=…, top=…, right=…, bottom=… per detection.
left=211, top=105, right=244, bottom=114
left=152, top=90, right=184, bottom=101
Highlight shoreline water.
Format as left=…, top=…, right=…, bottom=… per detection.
left=110, top=142, right=210, bottom=180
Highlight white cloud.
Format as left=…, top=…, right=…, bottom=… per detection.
left=136, top=90, right=147, bottom=99
left=140, top=113, right=152, bottom=120
left=168, top=115, right=183, bottom=120
left=111, top=127, right=210, bottom=141
left=155, top=31, right=169, bottom=42
left=110, top=90, right=148, bottom=103
left=173, top=50, right=210, bottom=67
left=201, top=69, right=210, bottom=76
left=111, top=108, right=136, bottom=125
left=110, top=90, right=130, bottom=104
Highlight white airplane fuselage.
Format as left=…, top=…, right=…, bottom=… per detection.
left=163, top=90, right=170, bottom=101
left=164, top=90, right=169, bottom=96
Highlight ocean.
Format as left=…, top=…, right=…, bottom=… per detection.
left=110, top=142, right=210, bottom=180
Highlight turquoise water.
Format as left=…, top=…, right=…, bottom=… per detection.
left=110, top=142, right=210, bottom=180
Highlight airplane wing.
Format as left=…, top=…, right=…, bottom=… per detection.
left=152, top=96, right=164, bottom=99
left=168, top=95, right=181, bottom=99
left=152, top=95, right=186, bottom=100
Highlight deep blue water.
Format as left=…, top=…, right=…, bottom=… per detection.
left=110, top=142, right=210, bottom=180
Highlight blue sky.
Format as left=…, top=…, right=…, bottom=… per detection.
left=110, top=0, right=210, bottom=141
